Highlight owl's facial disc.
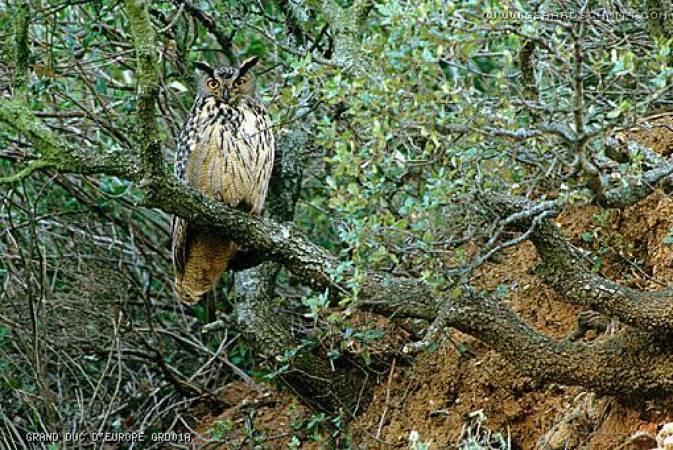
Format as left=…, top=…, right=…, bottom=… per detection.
left=196, top=58, right=260, bottom=103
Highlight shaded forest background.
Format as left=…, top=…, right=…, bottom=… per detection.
left=3, top=0, right=673, bottom=448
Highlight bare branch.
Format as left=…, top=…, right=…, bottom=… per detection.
left=437, top=122, right=576, bottom=144
left=175, top=0, right=237, bottom=64
left=13, top=0, right=30, bottom=93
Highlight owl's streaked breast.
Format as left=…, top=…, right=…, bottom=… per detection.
left=176, top=96, right=275, bottom=214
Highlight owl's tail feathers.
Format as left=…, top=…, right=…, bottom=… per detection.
left=173, top=225, right=237, bottom=305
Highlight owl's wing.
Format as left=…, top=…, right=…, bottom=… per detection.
left=175, top=107, right=199, bottom=180
left=261, top=116, right=275, bottom=188
left=250, top=110, right=276, bottom=213
left=172, top=216, right=189, bottom=275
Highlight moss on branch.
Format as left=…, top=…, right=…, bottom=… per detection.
left=323, top=0, right=373, bottom=68
left=0, top=97, right=139, bottom=179
left=124, top=0, right=165, bottom=186
left=0, top=160, right=53, bottom=184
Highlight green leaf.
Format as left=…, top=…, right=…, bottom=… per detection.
left=581, top=232, right=594, bottom=242
left=95, top=78, right=107, bottom=94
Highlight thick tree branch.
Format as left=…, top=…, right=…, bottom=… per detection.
left=361, top=280, right=673, bottom=397
left=0, top=97, right=139, bottom=178
left=439, top=287, right=673, bottom=397
left=601, top=158, right=673, bottom=208
left=323, top=0, right=373, bottom=68
left=232, top=262, right=369, bottom=413
left=519, top=38, right=538, bottom=101
left=486, top=193, right=673, bottom=333
left=149, top=176, right=343, bottom=293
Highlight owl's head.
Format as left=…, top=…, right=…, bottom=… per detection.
left=195, top=56, right=259, bottom=104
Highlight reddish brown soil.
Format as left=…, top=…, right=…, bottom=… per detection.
left=616, top=114, right=673, bottom=156
left=193, top=381, right=320, bottom=448
left=350, top=238, right=582, bottom=449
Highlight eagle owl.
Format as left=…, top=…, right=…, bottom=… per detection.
left=172, top=56, right=275, bottom=304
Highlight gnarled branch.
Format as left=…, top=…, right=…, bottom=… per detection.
left=486, top=193, right=673, bottom=333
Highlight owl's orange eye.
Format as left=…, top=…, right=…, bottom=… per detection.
left=233, top=78, right=245, bottom=87
left=206, top=79, right=220, bottom=89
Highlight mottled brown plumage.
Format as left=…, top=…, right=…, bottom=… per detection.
left=172, top=57, right=275, bottom=304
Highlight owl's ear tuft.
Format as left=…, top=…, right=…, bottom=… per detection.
left=194, top=61, right=215, bottom=77
left=238, top=56, right=260, bottom=76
